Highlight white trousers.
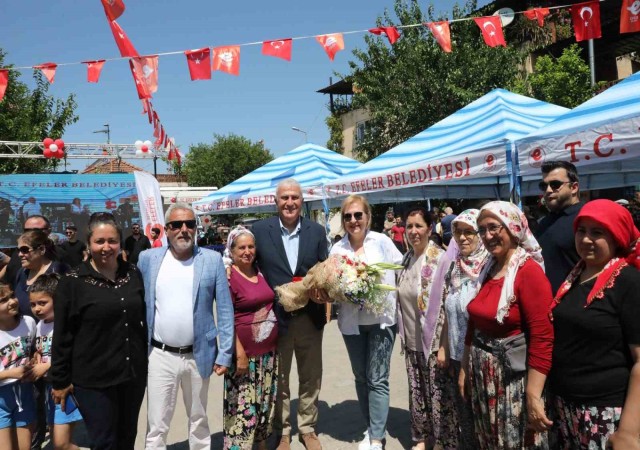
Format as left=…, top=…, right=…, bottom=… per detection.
left=145, top=347, right=211, bottom=450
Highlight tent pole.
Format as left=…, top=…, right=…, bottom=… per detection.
left=588, top=39, right=596, bottom=87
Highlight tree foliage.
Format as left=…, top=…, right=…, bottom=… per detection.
left=183, top=134, right=274, bottom=188
left=0, top=49, right=79, bottom=174
left=510, top=44, right=596, bottom=108
left=345, top=0, right=524, bottom=161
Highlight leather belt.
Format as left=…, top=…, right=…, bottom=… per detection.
left=151, top=338, right=193, bottom=355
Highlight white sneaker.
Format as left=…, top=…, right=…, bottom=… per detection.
left=370, top=443, right=383, bottom=450
left=358, top=430, right=370, bottom=450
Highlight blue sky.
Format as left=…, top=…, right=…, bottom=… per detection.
left=2, top=0, right=491, bottom=174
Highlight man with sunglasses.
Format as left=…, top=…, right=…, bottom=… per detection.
left=252, top=179, right=329, bottom=450
left=58, top=224, right=87, bottom=268
left=137, top=203, right=234, bottom=450
left=123, top=222, right=151, bottom=265
left=535, top=160, right=584, bottom=294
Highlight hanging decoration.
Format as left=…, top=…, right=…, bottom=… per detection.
left=108, top=20, right=139, bottom=57
left=474, top=16, right=507, bottom=47
left=368, top=27, right=401, bottom=45
left=42, top=137, right=65, bottom=159
left=316, top=33, right=345, bottom=61
left=135, top=139, right=154, bottom=157
left=185, top=48, right=212, bottom=80
left=261, top=39, right=293, bottom=61
left=101, top=0, right=125, bottom=21
left=425, top=21, right=452, bottom=53
left=83, top=60, right=106, bottom=83
left=523, top=8, right=551, bottom=27
left=33, top=63, right=58, bottom=83
left=0, top=70, right=8, bottom=102
left=620, top=0, right=640, bottom=34
left=212, top=46, right=241, bottom=76
left=571, top=1, right=602, bottom=42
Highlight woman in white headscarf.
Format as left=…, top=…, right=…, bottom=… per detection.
left=458, top=201, right=553, bottom=449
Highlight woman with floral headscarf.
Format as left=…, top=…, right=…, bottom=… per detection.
left=439, top=209, right=489, bottom=448
left=459, top=201, right=554, bottom=449
left=222, top=226, right=278, bottom=450
left=548, top=200, right=640, bottom=450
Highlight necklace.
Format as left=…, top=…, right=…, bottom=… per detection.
left=579, top=269, right=603, bottom=285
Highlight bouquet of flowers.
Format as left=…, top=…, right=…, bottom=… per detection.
left=276, top=254, right=403, bottom=315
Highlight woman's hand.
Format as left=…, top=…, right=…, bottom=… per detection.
left=309, top=288, right=332, bottom=304
left=28, top=363, right=50, bottom=381
left=607, top=430, right=640, bottom=449
left=52, top=384, right=74, bottom=412
left=436, top=346, right=449, bottom=370
left=235, top=353, right=249, bottom=377
left=458, top=365, right=469, bottom=401
left=526, top=395, right=552, bottom=432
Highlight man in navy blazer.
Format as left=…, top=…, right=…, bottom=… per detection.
left=137, top=203, right=234, bottom=450
left=252, top=179, right=329, bottom=450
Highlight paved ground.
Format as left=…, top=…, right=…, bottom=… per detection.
left=50, top=321, right=412, bottom=449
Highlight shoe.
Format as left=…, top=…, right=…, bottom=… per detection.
left=370, top=443, right=383, bottom=450
left=298, top=432, right=322, bottom=450
left=275, top=435, right=291, bottom=450
left=358, top=430, right=370, bottom=450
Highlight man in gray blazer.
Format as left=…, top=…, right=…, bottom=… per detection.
left=138, top=203, right=234, bottom=450
left=252, top=179, right=329, bottom=450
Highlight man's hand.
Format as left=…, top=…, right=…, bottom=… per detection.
left=52, top=384, right=74, bottom=412
left=309, top=288, right=332, bottom=304
left=214, top=364, right=228, bottom=376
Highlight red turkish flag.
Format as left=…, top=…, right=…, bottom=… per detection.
left=164, top=135, right=169, bottom=149
left=620, top=0, right=640, bottom=34
left=474, top=16, right=506, bottom=47
left=143, top=100, right=153, bottom=123
left=523, top=8, right=550, bottom=27
left=316, top=33, right=344, bottom=61
left=131, top=56, right=158, bottom=96
left=185, top=48, right=211, bottom=80
left=34, top=63, right=57, bottom=83
left=425, top=21, right=452, bottom=53
left=101, top=0, right=125, bottom=21
left=571, top=1, right=601, bottom=41
left=0, top=70, right=8, bottom=102
left=212, top=46, right=240, bottom=76
left=83, top=60, right=106, bottom=83
left=129, top=59, right=151, bottom=99
left=109, top=20, right=138, bottom=57
left=369, top=27, right=400, bottom=45
left=262, top=39, right=293, bottom=61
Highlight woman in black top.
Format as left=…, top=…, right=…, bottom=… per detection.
left=51, top=212, right=147, bottom=450
left=549, top=200, right=640, bottom=450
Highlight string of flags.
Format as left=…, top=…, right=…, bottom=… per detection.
left=0, top=0, right=638, bottom=154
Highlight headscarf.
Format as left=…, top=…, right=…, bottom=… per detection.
left=450, top=209, right=490, bottom=291
left=553, top=199, right=640, bottom=307
left=222, top=225, right=256, bottom=268
left=476, top=201, right=544, bottom=323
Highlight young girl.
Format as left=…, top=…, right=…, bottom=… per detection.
left=29, top=274, right=82, bottom=450
left=0, top=282, right=36, bottom=450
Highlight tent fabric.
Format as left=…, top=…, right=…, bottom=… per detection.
left=322, top=89, right=568, bottom=203
left=193, top=143, right=361, bottom=214
left=516, top=70, right=640, bottom=192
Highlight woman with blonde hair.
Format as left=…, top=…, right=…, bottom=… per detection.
left=330, top=195, right=402, bottom=450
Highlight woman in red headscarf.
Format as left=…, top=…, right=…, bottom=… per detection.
left=548, top=199, right=640, bottom=450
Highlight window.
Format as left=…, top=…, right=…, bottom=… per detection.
left=355, top=121, right=367, bottom=145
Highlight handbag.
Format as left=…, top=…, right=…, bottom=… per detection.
left=501, top=332, right=527, bottom=375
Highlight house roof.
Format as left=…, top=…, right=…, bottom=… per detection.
left=82, top=159, right=145, bottom=174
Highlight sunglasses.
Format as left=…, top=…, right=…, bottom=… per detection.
left=18, top=246, right=34, bottom=254
left=166, top=220, right=197, bottom=230
left=343, top=212, right=364, bottom=222
left=23, top=227, right=49, bottom=232
left=538, top=180, right=572, bottom=192
left=65, top=231, right=75, bottom=235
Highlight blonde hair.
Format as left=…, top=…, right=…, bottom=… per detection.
left=340, top=195, right=372, bottom=232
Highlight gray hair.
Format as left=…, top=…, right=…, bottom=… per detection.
left=164, top=202, right=196, bottom=222
left=275, top=178, right=302, bottom=197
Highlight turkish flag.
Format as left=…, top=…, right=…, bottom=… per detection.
left=620, top=0, right=640, bottom=34
left=316, top=33, right=344, bottom=61
left=369, top=27, right=400, bottom=45
left=129, top=59, right=151, bottom=99
left=474, top=16, right=506, bottom=47
left=212, top=46, right=240, bottom=76
left=131, top=56, right=158, bottom=95
left=164, top=134, right=169, bottom=149
left=0, top=70, right=8, bottom=102
left=83, top=60, right=106, bottom=83
left=425, top=21, right=452, bottom=53
left=185, top=48, right=212, bottom=80
left=143, top=100, right=153, bottom=123
left=523, top=8, right=550, bottom=27
left=262, top=39, right=293, bottom=61
left=34, top=63, right=57, bottom=83
left=101, top=0, right=125, bottom=21
left=571, top=1, right=601, bottom=41
left=109, top=20, right=138, bottom=57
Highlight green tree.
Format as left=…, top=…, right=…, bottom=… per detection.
left=0, top=49, right=79, bottom=174
left=510, top=44, right=596, bottom=108
left=343, top=0, right=524, bottom=161
left=183, top=134, right=273, bottom=188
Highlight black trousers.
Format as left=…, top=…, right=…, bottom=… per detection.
left=73, top=377, right=146, bottom=450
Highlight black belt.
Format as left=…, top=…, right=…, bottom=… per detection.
left=151, top=338, right=193, bottom=355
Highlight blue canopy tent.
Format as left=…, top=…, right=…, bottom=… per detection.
left=322, top=89, right=568, bottom=204
left=515, top=70, right=640, bottom=196
left=193, top=143, right=362, bottom=215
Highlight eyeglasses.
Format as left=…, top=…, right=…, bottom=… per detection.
left=343, top=212, right=364, bottom=222
left=477, top=224, right=504, bottom=237
left=538, top=180, right=572, bottom=192
left=18, top=246, right=34, bottom=254
left=166, top=220, right=197, bottom=230
left=453, top=229, right=478, bottom=238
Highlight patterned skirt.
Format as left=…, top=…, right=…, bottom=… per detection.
left=404, top=348, right=459, bottom=449
left=223, top=350, right=278, bottom=450
left=469, top=333, right=548, bottom=450
left=548, top=394, right=622, bottom=450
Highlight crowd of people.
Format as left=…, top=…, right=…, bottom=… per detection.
left=0, top=161, right=638, bottom=450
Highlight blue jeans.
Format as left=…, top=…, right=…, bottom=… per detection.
left=343, top=324, right=396, bottom=441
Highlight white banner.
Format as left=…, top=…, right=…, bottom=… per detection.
left=134, top=171, right=167, bottom=246
left=517, top=116, right=640, bottom=176
left=322, top=148, right=507, bottom=198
